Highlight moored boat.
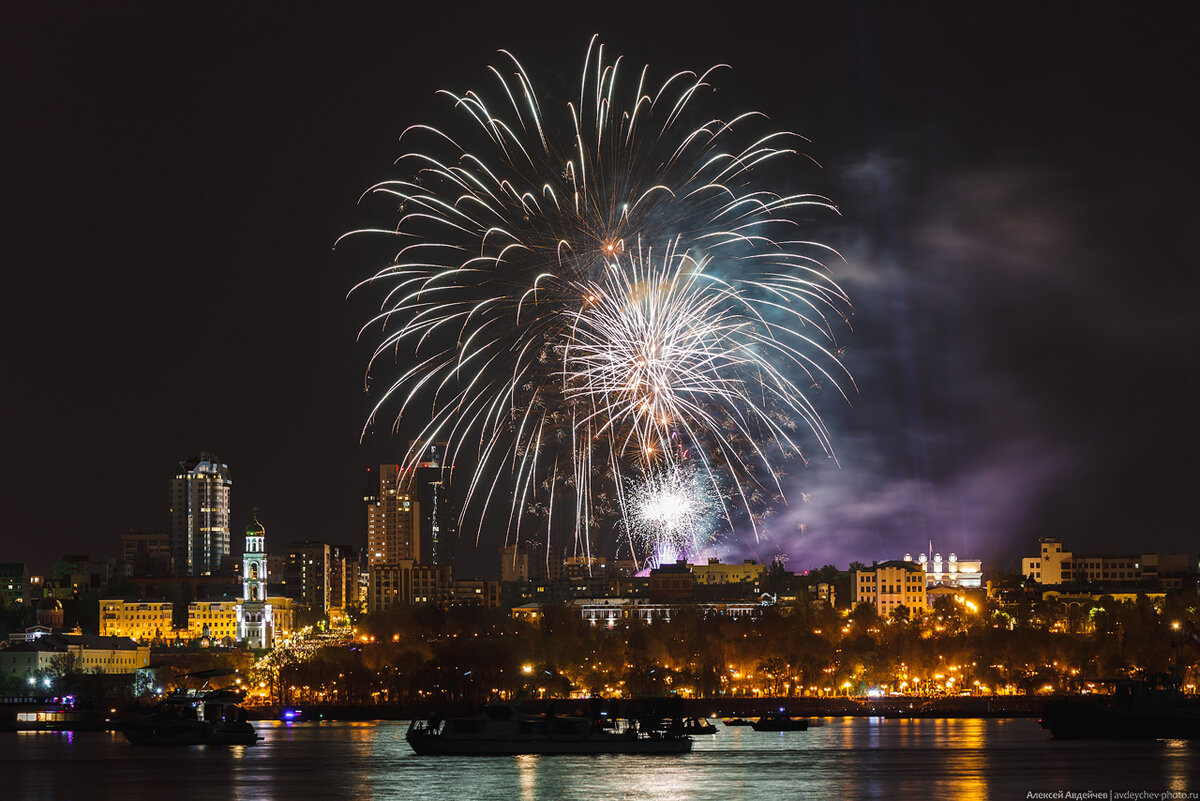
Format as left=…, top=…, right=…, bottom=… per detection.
left=119, top=689, right=260, bottom=746
left=0, top=695, right=110, bottom=732
left=1039, top=674, right=1200, bottom=740
left=750, top=712, right=808, bottom=731
left=406, top=704, right=692, bottom=755
left=721, top=717, right=751, bottom=726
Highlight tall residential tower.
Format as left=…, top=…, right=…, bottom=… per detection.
left=169, top=453, right=232, bottom=576
left=366, top=464, right=417, bottom=565
left=412, top=443, right=456, bottom=568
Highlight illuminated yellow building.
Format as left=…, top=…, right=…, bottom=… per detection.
left=691, top=558, right=767, bottom=586
left=98, top=599, right=173, bottom=642
left=0, top=633, right=150, bottom=678
left=187, top=600, right=240, bottom=641
left=854, top=561, right=927, bottom=617
left=266, top=596, right=296, bottom=637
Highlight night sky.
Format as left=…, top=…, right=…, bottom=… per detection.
left=2, top=3, right=1197, bottom=577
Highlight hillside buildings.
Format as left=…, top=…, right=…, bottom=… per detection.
left=0, top=633, right=150, bottom=678
left=1021, top=538, right=1193, bottom=588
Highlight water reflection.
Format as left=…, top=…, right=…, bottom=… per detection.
left=1162, top=738, right=1195, bottom=794
left=4, top=719, right=1197, bottom=801
left=517, top=754, right=538, bottom=801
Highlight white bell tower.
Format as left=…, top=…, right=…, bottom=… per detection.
left=237, top=509, right=274, bottom=649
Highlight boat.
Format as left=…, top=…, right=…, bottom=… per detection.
left=1039, top=673, right=1200, bottom=740
left=0, top=695, right=110, bottom=732
left=750, top=712, right=809, bottom=731
left=721, top=717, right=751, bottom=726
left=682, top=717, right=718, bottom=734
left=406, top=704, right=693, bottom=755
left=119, top=689, right=260, bottom=746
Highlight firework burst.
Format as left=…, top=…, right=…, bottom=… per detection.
left=341, top=35, right=853, bottom=561
left=627, top=461, right=717, bottom=567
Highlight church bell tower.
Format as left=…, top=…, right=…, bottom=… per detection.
left=237, top=509, right=274, bottom=649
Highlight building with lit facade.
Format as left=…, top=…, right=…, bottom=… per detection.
left=237, top=514, right=275, bottom=649
left=97, top=599, right=174, bottom=642
left=1021, top=538, right=1074, bottom=586
left=902, top=552, right=983, bottom=588
left=367, top=560, right=451, bottom=612
left=1, top=563, right=27, bottom=606
left=441, top=579, right=502, bottom=609
left=0, top=633, right=150, bottom=679
left=188, top=600, right=239, bottom=642
left=1020, top=538, right=1191, bottom=587
left=512, top=598, right=767, bottom=626
left=266, top=596, right=295, bottom=637
left=854, top=561, right=928, bottom=616
left=366, top=464, right=418, bottom=565
left=409, top=442, right=456, bottom=567
left=169, top=453, right=232, bottom=576
left=692, top=558, right=768, bottom=586
left=328, top=544, right=359, bottom=618
left=285, top=541, right=330, bottom=614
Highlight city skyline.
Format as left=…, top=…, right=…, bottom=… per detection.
left=2, top=4, right=1197, bottom=577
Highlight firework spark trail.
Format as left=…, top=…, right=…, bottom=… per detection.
left=340, top=35, right=854, bottom=562
left=627, top=461, right=717, bottom=567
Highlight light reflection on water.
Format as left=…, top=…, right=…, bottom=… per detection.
left=4, top=718, right=1197, bottom=801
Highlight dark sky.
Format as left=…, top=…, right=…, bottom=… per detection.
left=2, top=2, right=1197, bottom=577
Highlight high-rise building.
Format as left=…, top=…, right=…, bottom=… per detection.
left=499, top=543, right=563, bottom=583
left=367, top=560, right=451, bottom=612
left=409, top=443, right=457, bottom=568
left=121, top=531, right=171, bottom=563
left=0, top=563, right=28, bottom=606
left=169, top=453, right=232, bottom=577
left=285, top=540, right=331, bottom=614
left=499, top=544, right=532, bottom=583
left=122, top=531, right=172, bottom=577
left=328, top=544, right=359, bottom=617
left=362, top=465, right=379, bottom=544
left=366, top=464, right=417, bottom=565
left=237, top=512, right=274, bottom=649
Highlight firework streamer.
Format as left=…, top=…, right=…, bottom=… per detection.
left=340, top=35, right=853, bottom=563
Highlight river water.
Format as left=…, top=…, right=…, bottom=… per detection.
left=7, top=718, right=1198, bottom=801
